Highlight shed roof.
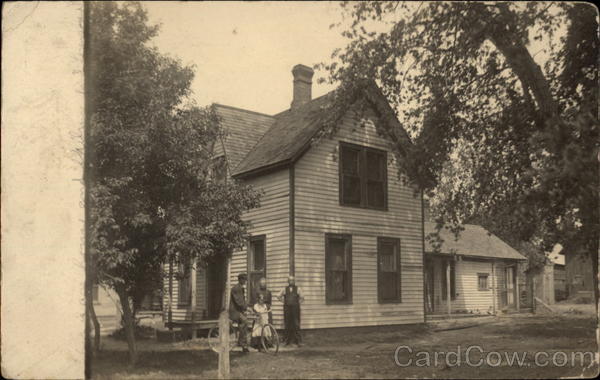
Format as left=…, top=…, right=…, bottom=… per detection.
left=424, top=222, right=527, bottom=261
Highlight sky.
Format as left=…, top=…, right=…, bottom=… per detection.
left=144, top=1, right=348, bottom=115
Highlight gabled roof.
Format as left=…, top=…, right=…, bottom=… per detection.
left=424, top=222, right=527, bottom=261
left=213, top=104, right=275, bottom=170
left=230, top=81, right=415, bottom=178
left=231, top=93, right=333, bottom=177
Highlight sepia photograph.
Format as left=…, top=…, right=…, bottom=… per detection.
left=1, top=1, right=599, bottom=379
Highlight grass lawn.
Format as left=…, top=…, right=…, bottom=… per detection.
left=91, top=314, right=598, bottom=379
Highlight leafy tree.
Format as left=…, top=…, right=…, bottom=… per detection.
left=87, top=2, right=260, bottom=365
left=320, top=3, right=598, bottom=291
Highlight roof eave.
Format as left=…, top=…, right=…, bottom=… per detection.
left=231, top=158, right=293, bottom=179
left=425, top=251, right=528, bottom=262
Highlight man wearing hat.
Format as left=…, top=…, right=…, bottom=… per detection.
left=229, top=273, right=251, bottom=352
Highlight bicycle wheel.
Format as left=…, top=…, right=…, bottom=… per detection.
left=261, top=324, right=279, bottom=354
left=207, top=324, right=238, bottom=353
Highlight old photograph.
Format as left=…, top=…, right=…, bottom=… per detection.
left=2, top=1, right=599, bottom=379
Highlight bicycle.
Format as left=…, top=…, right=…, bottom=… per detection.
left=207, top=311, right=279, bottom=354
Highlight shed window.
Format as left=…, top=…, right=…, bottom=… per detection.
left=339, top=142, right=387, bottom=210
left=325, top=234, right=352, bottom=304
left=478, top=273, right=489, bottom=291
left=378, top=237, right=401, bottom=303
left=441, top=260, right=456, bottom=300
left=248, top=235, right=266, bottom=300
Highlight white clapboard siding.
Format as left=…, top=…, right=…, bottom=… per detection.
left=231, top=168, right=290, bottom=329
left=293, top=106, right=425, bottom=328
left=452, top=260, right=494, bottom=313
left=432, top=258, right=508, bottom=314
left=162, top=262, right=209, bottom=322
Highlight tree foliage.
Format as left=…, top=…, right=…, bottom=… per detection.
left=320, top=2, right=598, bottom=275
left=88, top=2, right=260, bottom=364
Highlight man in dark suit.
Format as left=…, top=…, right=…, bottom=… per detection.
left=251, top=277, right=273, bottom=324
left=277, top=275, right=304, bottom=346
left=229, top=273, right=251, bottom=352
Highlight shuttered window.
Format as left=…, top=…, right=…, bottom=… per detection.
left=248, top=235, right=266, bottom=301
left=213, top=156, right=227, bottom=183
left=378, top=237, right=401, bottom=303
left=177, top=260, right=192, bottom=306
left=339, top=142, right=387, bottom=210
left=325, top=234, right=352, bottom=304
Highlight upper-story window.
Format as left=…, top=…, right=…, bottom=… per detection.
left=339, top=142, right=387, bottom=210
left=213, top=156, right=227, bottom=183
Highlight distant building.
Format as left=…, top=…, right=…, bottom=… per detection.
left=423, top=222, right=528, bottom=316
left=92, top=284, right=121, bottom=336
left=564, top=252, right=595, bottom=300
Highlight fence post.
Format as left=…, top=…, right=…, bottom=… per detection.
left=218, top=255, right=231, bottom=379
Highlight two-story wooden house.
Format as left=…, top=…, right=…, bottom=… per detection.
left=163, top=64, right=426, bottom=329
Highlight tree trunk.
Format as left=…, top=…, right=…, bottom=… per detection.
left=116, top=286, right=138, bottom=366
left=87, top=293, right=101, bottom=354
left=475, top=3, right=561, bottom=123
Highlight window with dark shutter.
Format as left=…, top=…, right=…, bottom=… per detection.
left=339, top=142, right=387, bottom=210
left=213, top=156, right=227, bottom=183
left=441, top=260, right=456, bottom=300
left=325, top=234, right=352, bottom=304
left=378, top=237, right=401, bottom=303
left=177, top=260, right=192, bottom=306
left=248, top=235, right=266, bottom=301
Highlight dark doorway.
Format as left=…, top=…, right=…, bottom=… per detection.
left=206, top=255, right=226, bottom=319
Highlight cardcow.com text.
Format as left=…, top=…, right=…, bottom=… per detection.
left=394, top=345, right=597, bottom=368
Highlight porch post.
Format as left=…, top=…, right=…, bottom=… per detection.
left=491, top=261, right=497, bottom=315
left=190, top=258, right=197, bottom=339
left=446, top=260, right=451, bottom=315
left=515, top=265, right=520, bottom=312
left=168, top=258, right=173, bottom=331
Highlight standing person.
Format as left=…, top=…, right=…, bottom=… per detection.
left=277, top=275, right=304, bottom=346
left=229, top=273, right=251, bottom=353
left=251, top=277, right=273, bottom=324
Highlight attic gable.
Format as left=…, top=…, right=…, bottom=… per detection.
left=231, top=82, right=414, bottom=179
left=213, top=104, right=275, bottom=170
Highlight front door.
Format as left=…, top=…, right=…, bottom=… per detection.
left=206, top=255, right=226, bottom=319
left=505, top=266, right=515, bottom=308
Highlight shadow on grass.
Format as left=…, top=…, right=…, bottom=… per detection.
left=483, top=316, right=597, bottom=339
left=92, top=349, right=221, bottom=377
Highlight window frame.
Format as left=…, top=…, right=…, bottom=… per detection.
left=92, top=284, right=100, bottom=304
left=478, top=273, right=490, bottom=291
left=247, top=235, right=267, bottom=302
left=325, top=233, right=353, bottom=305
left=377, top=237, right=402, bottom=304
left=338, top=141, right=388, bottom=211
left=212, top=155, right=228, bottom=183
left=177, top=259, right=192, bottom=307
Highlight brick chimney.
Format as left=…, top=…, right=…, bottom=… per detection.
left=291, top=64, right=314, bottom=109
